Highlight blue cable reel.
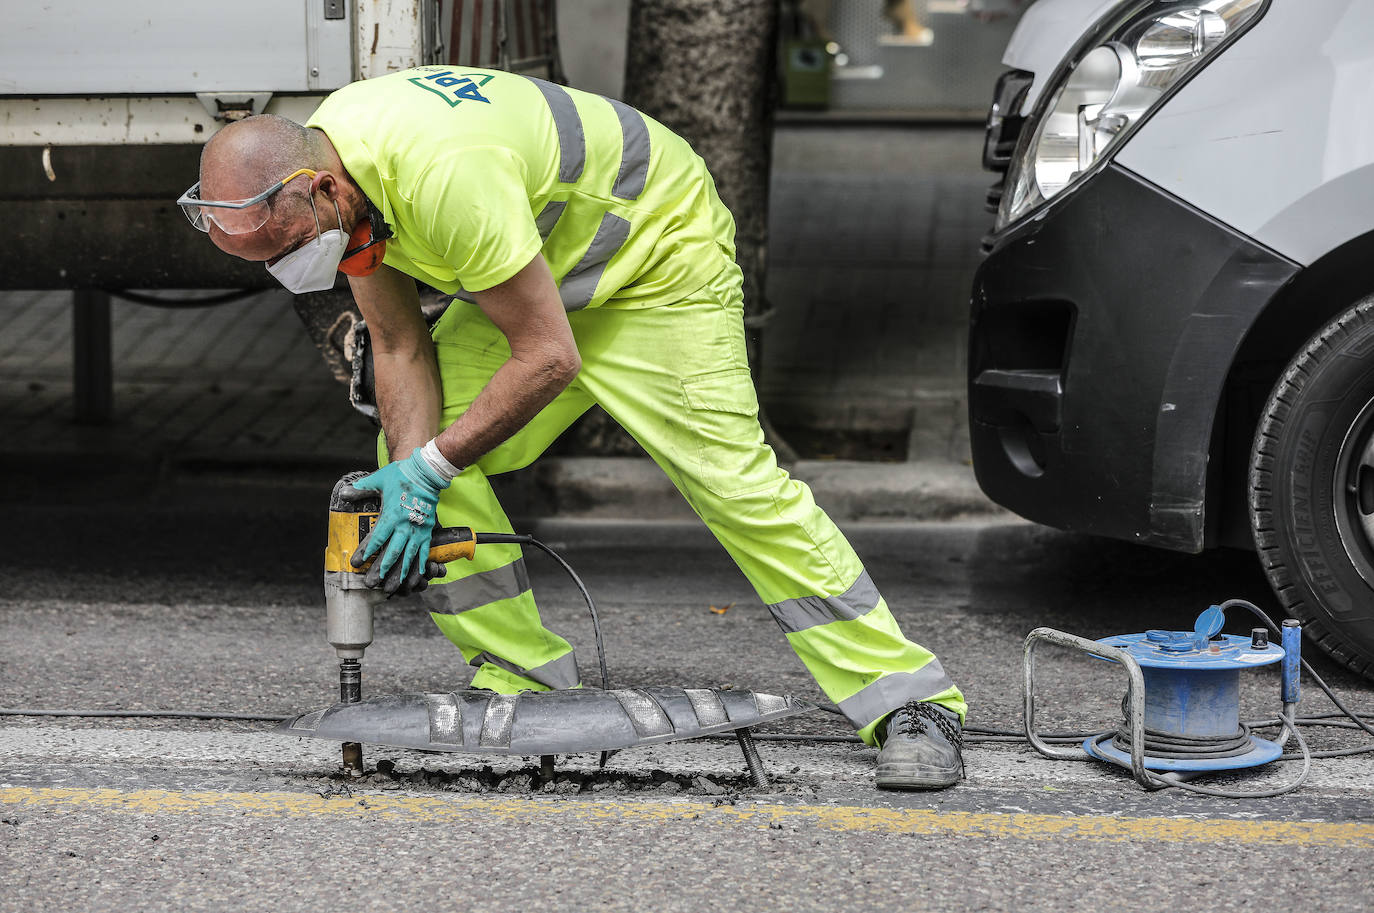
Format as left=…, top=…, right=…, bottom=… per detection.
left=1024, top=604, right=1307, bottom=794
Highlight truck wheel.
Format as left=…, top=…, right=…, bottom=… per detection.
left=1251, top=297, right=1374, bottom=679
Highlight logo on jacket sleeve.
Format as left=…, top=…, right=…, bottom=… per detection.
left=409, top=70, right=494, bottom=107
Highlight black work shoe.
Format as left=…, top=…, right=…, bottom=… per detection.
left=875, top=700, right=964, bottom=790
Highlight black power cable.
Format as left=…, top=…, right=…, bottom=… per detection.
left=1222, top=598, right=1374, bottom=741
left=107, top=289, right=262, bottom=308
left=0, top=709, right=288, bottom=722
left=1110, top=723, right=1257, bottom=760
left=473, top=532, right=611, bottom=692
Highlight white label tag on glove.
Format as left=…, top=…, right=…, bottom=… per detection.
left=400, top=492, right=434, bottom=525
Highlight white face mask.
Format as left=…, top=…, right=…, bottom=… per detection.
left=267, top=195, right=348, bottom=294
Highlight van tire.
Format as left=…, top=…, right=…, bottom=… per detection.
left=1250, top=296, right=1374, bottom=679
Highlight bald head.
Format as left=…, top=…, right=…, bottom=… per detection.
left=200, top=114, right=327, bottom=201
left=197, top=114, right=363, bottom=263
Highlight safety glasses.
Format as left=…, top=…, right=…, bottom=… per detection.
left=177, top=168, right=316, bottom=235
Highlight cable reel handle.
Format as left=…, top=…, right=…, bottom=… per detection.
left=1023, top=626, right=1152, bottom=788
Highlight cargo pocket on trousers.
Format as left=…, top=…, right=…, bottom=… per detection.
left=681, top=368, right=773, bottom=500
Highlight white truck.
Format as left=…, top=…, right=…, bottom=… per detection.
left=0, top=0, right=559, bottom=290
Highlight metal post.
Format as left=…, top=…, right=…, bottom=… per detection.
left=496, top=0, right=510, bottom=71
left=543, top=0, right=565, bottom=84
left=735, top=728, right=769, bottom=788
left=1281, top=620, right=1302, bottom=705
left=72, top=289, right=113, bottom=424
left=339, top=659, right=364, bottom=776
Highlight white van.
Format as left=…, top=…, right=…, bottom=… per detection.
left=971, top=0, right=1374, bottom=674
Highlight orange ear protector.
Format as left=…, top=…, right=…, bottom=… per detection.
left=339, top=217, right=387, bottom=277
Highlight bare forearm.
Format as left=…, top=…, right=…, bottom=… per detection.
left=375, top=347, right=443, bottom=460
left=425, top=253, right=580, bottom=471
left=433, top=350, right=575, bottom=470
left=346, top=265, right=442, bottom=462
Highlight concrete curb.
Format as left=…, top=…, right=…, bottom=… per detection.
left=11, top=452, right=1008, bottom=523
left=494, top=456, right=1008, bottom=523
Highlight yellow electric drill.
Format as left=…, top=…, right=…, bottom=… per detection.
left=324, top=470, right=479, bottom=774
left=319, top=471, right=608, bottom=775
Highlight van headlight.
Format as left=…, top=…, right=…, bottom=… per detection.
left=995, top=0, right=1266, bottom=231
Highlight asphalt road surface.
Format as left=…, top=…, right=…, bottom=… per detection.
left=3, top=466, right=1373, bottom=911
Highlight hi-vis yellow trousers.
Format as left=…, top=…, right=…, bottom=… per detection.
left=384, top=264, right=966, bottom=744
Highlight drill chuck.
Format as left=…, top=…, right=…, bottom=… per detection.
left=326, top=587, right=382, bottom=659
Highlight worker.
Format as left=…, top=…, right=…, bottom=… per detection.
left=178, top=67, right=967, bottom=789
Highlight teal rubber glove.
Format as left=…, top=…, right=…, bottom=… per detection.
left=350, top=447, right=451, bottom=593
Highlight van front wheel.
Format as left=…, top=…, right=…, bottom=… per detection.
left=1250, top=297, right=1374, bottom=679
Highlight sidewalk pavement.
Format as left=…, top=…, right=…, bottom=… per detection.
left=0, top=126, right=1003, bottom=523
left=509, top=456, right=999, bottom=523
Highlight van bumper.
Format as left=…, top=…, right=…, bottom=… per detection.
left=969, top=164, right=1298, bottom=552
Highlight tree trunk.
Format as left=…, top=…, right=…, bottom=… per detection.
left=623, top=0, right=777, bottom=329
left=622, top=0, right=796, bottom=462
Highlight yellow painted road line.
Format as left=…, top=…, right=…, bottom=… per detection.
left=2, top=786, right=1370, bottom=847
